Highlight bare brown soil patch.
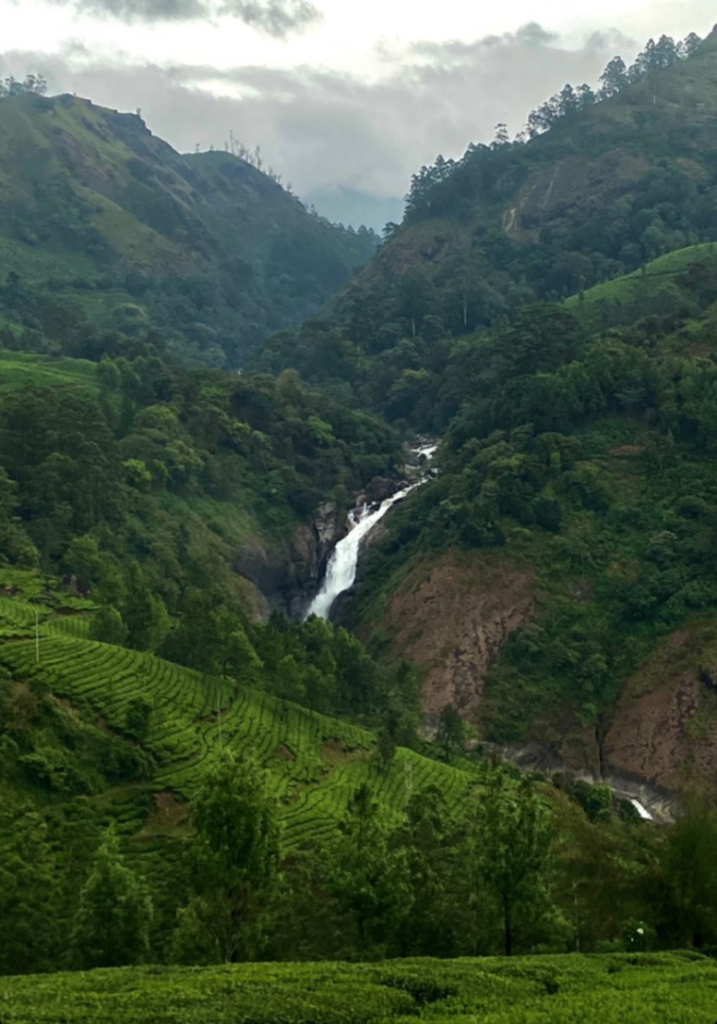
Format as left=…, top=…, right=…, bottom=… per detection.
left=143, top=790, right=188, bottom=833
left=275, top=742, right=296, bottom=762
left=602, top=622, right=717, bottom=796
left=374, top=551, right=534, bottom=718
left=609, top=445, right=645, bottom=457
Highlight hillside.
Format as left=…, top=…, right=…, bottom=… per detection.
left=0, top=91, right=377, bottom=367
left=337, top=243, right=717, bottom=799
left=6, top=24, right=717, bottom=991
left=243, top=27, right=717, bottom=805
left=253, top=27, right=717, bottom=426
left=337, top=27, right=717, bottom=329
left=0, top=567, right=676, bottom=971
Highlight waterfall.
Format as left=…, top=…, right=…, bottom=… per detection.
left=306, top=446, right=436, bottom=620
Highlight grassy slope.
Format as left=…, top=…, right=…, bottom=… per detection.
left=0, top=351, right=98, bottom=392
left=565, top=243, right=717, bottom=333
left=0, top=570, right=476, bottom=852
left=0, top=952, right=712, bottom=1022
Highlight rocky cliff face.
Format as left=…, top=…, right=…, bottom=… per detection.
left=495, top=621, right=717, bottom=807
left=599, top=626, right=717, bottom=799
left=356, top=549, right=534, bottom=717
left=236, top=503, right=346, bottom=619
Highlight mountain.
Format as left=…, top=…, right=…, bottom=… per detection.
left=0, top=91, right=378, bottom=367
left=338, top=240, right=717, bottom=798
left=253, top=26, right=717, bottom=424
left=4, top=31, right=717, bottom=985
left=250, top=27, right=717, bottom=800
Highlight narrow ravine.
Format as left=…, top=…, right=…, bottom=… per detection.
left=306, top=443, right=436, bottom=620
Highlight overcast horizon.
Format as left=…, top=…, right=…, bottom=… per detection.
left=2, top=0, right=716, bottom=228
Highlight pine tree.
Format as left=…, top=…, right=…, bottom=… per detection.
left=599, top=57, right=629, bottom=98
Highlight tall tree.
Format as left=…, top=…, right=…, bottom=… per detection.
left=73, top=830, right=153, bottom=968
left=656, top=805, right=717, bottom=949
left=473, top=769, right=554, bottom=955
left=394, top=785, right=472, bottom=956
left=599, top=57, right=629, bottom=98
left=0, top=812, right=60, bottom=974
left=173, top=751, right=280, bottom=964
left=330, top=784, right=408, bottom=957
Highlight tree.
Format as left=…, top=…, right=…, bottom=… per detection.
left=656, top=806, right=717, bottom=949
left=679, top=33, right=702, bottom=59
left=122, top=563, right=169, bottom=652
left=473, top=769, right=554, bottom=955
left=330, top=784, right=407, bottom=956
left=438, top=704, right=465, bottom=761
left=173, top=751, right=280, bottom=963
left=0, top=73, right=47, bottom=98
left=394, top=786, right=473, bottom=956
left=90, top=604, right=129, bottom=647
left=599, top=56, right=629, bottom=98
left=0, top=812, right=60, bottom=974
left=73, top=830, right=153, bottom=968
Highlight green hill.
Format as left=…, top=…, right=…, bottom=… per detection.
left=336, top=244, right=717, bottom=793
left=335, top=27, right=717, bottom=331
left=253, top=28, right=717, bottom=423
left=0, top=569, right=470, bottom=846
left=0, top=566, right=679, bottom=972
left=0, top=91, right=377, bottom=366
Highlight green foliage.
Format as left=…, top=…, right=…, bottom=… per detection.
left=329, top=784, right=407, bottom=956
left=0, top=92, right=378, bottom=367
left=473, top=769, right=557, bottom=955
left=73, top=830, right=154, bottom=968
left=0, top=811, right=60, bottom=974
left=0, top=952, right=715, bottom=1022
left=173, top=752, right=280, bottom=964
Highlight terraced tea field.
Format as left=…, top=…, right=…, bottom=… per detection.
left=0, top=952, right=714, bottom=1023
left=0, top=570, right=477, bottom=850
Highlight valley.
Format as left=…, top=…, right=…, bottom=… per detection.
left=3, top=17, right=717, bottom=1015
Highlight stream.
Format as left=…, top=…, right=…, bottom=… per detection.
left=306, top=443, right=436, bottom=620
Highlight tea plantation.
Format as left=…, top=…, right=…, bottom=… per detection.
left=0, top=569, right=476, bottom=851
left=0, top=952, right=714, bottom=1023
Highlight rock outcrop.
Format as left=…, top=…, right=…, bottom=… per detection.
left=358, top=550, right=534, bottom=717
left=236, top=503, right=346, bottom=619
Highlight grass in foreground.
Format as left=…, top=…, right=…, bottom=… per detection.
left=0, top=952, right=713, bottom=1023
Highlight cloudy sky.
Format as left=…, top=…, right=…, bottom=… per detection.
left=2, top=0, right=716, bottom=227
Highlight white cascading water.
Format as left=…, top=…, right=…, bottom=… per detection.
left=629, top=799, right=653, bottom=821
left=306, top=445, right=436, bottom=620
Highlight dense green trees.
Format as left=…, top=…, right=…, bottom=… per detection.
left=0, top=812, right=60, bottom=974
left=0, top=327, right=399, bottom=652
left=2, top=734, right=717, bottom=974
left=0, top=74, right=47, bottom=99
